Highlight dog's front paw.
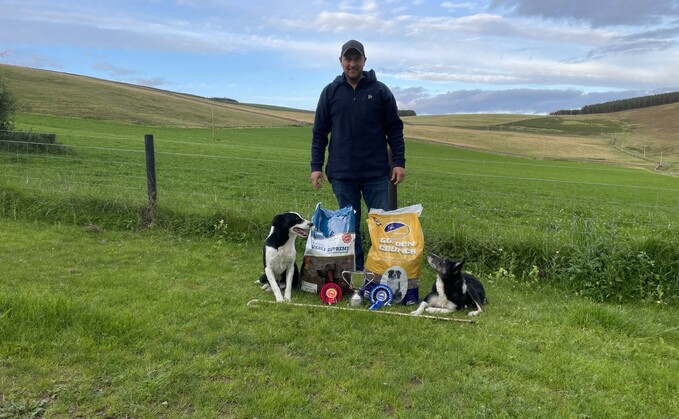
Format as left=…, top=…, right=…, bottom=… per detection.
left=468, top=310, right=482, bottom=317
left=411, top=302, right=427, bottom=316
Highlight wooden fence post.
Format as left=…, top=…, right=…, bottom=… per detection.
left=144, top=134, right=157, bottom=218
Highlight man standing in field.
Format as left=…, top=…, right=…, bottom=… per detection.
left=310, top=39, right=406, bottom=270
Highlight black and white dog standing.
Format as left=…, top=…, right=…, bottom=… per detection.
left=258, top=212, right=312, bottom=302
left=411, top=253, right=487, bottom=317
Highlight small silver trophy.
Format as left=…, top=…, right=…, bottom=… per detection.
left=341, top=270, right=376, bottom=307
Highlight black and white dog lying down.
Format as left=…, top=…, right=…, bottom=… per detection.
left=258, top=212, right=312, bottom=302
left=411, top=253, right=487, bottom=317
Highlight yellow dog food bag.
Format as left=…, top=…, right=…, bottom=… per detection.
left=364, top=204, right=424, bottom=305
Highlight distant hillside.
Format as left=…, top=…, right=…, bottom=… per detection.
left=0, top=63, right=314, bottom=128
left=402, top=100, right=679, bottom=173
left=2, top=63, right=678, bottom=173
left=551, top=91, right=679, bottom=115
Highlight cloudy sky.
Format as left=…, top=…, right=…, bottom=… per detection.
left=1, top=0, right=678, bottom=114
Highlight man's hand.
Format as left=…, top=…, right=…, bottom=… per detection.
left=311, top=171, right=325, bottom=189
left=391, top=166, right=406, bottom=185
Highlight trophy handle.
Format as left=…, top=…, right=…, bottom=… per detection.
left=363, top=271, right=375, bottom=283
left=341, top=270, right=366, bottom=290
left=341, top=270, right=377, bottom=293
left=341, top=270, right=354, bottom=285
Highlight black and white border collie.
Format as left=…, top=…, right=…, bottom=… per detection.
left=411, top=253, right=487, bottom=317
left=258, top=212, right=312, bottom=302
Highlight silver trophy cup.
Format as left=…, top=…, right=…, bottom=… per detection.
left=341, top=270, right=376, bottom=307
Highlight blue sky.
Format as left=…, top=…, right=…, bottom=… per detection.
left=1, top=0, right=679, bottom=114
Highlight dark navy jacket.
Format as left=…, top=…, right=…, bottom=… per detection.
left=311, top=70, right=405, bottom=181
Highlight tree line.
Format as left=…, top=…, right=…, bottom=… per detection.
left=0, top=78, right=17, bottom=131
left=0, top=77, right=66, bottom=153
left=551, top=91, right=679, bottom=115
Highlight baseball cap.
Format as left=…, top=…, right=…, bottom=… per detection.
left=341, top=40, right=365, bottom=57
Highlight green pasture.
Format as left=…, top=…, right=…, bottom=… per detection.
left=405, top=113, right=625, bottom=136
left=403, top=114, right=542, bottom=127
left=2, top=113, right=679, bottom=303
left=1, top=219, right=678, bottom=417
left=1, top=64, right=306, bottom=129
left=2, top=113, right=679, bottom=417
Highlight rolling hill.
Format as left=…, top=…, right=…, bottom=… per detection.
left=1, top=63, right=677, bottom=173
left=0, top=63, right=314, bottom=128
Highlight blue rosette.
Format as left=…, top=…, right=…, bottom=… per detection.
left=368, top=284, right=393, bottom=310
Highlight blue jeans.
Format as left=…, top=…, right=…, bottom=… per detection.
left=330, top=176, right=390, bottom=270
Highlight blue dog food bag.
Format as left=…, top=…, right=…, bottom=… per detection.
left=364, top=204, right=424, bottom=305
left=300, top=203, right=356, bottom=295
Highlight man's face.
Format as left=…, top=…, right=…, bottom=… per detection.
left=340, top=50, right=365, bottom=84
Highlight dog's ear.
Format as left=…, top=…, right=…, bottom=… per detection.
left=272, top=214, right=281, bottom=224
left=453, top=258, right=466, bottom=272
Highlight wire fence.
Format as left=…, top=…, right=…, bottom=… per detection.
left=2, top=131, right=679, bottom=246
left=3, top=129, right=679, bottom=302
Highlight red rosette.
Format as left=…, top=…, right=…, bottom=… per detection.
left=319, top=283, right=342, bottom=305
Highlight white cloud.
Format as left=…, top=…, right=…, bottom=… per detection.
left=393, top=86, right=667, bottom=115
left=441, top=2, right=478, bottom=11
left=2, top=0, right=678, bottom=113
left=490, top=0, right=679, bottom=27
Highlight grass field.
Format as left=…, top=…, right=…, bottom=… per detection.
left=3, top=62, right=678, bottom=171
left=1, top=65, right=679, bottom=416
left=3, top=112, right=679, bottom=304
left=0, top=64, right=314, bottom=128
left=2, top=219, right=678, bottom=417
left=402, top=104, right=679, bottom=171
